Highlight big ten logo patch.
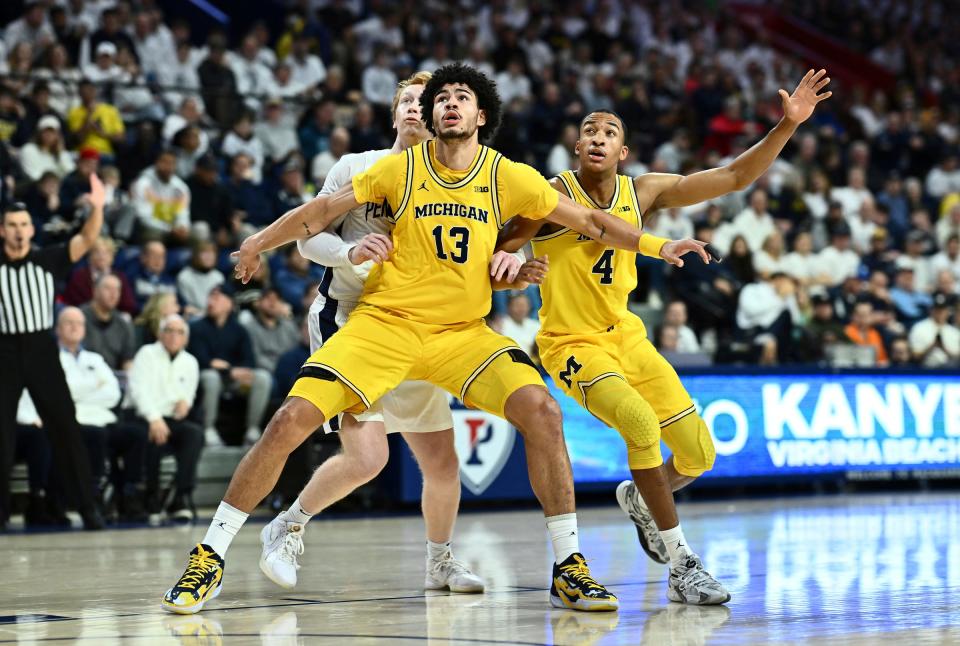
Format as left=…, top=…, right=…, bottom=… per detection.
left=450, top=398, right=516, bottom=495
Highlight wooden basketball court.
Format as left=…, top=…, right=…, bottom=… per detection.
left=2, top=492, right=958, bottom=644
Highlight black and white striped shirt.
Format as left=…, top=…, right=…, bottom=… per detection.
left=0, top=244, right=71, bottom=335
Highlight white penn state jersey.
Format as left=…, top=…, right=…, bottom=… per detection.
left=314, top=148, right=393, bottom=303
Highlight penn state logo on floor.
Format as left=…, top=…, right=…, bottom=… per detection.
left=452, top=409, right=515, bottom=495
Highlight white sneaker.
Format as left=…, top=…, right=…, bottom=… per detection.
left=667, top=555, right=731, bottom=605
left=244, top=427, right=261, bottom=446
left=204, top=427, right=224, bottom=448
left=425, top=552, right=485, bottom=593
left=616, top=480, right=669, bottom=564
left=259, top=516, right=305, bottom=589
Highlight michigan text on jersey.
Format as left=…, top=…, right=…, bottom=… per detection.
left=414, top=203, right=490, bottom=223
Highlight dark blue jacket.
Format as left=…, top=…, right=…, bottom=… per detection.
left=188, top=314, right=255, bottom=369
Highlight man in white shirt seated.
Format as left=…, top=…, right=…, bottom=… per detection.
left=908, top=292, right=960, bottom=368
left=736, top=272, right=801, bottom=364
left=127, top=314, right=203, bottom=522
left=20, top=307, right=150, bottom=522
left=729, top=189, right=776, bottom=252
left=816, top=223, right=862, bottom=286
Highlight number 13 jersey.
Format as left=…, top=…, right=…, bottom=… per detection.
left=531, top=170, right=643, bottom=336
left=351, top=140, right=558, bottom=325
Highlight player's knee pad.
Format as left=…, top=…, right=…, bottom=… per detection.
left=586, top=377, right=661, bottom=470
left=667, top=413, right=716, bottom=478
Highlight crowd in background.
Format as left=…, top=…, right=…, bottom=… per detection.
left=2, top=0, right=960, bottom=525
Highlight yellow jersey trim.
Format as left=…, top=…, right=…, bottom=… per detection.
left=626, top=177, right=642, bottom=227
left=393, top=148, right=415, bottom=222
left=566, top=170, right=621, bottom=212
left=490, top=152, right=504, bottom=229
left=422, top=140, right=488, bottom=189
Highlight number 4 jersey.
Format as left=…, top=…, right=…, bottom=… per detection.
left=531, top=170, right=643, bottom=336
left=351, top=140, right=558, bottom=325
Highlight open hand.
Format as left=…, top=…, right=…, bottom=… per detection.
left=660, top=238, right=711, bottom=268
left=490, top=250, right=522, bottom=282
left=780, top=69, right=832, bottom=125
left=231, top=236, right=262, bottom=283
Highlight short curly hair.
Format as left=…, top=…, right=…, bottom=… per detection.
left=419, top=63, right=502, bottom=143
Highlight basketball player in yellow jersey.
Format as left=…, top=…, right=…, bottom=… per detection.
left=497, top=69, right=833, bottom=605
left=161, top=63, right=711, bottom=615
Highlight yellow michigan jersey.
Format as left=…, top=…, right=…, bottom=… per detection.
left=531, top=170, right=642, bottom=335
left=352, top=140, right=559, bottom=324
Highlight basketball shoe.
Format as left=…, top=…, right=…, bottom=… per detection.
left=667, top=555, right=730, bottom=605
left=259, top=515, right=305, bottom=589
left=161, top=544, right=224, bottom=614
left=550, top=553, right=619, bottom=611
left=424, top=551, right=485, bottom=593
left=615, top=480, right=669, bottom=564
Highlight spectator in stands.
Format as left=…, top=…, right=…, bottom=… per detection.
left=900, top=230, right=935, bottom=293
left=157, top=42, right=202, bottom=110
left=198, top=35, right=240, bottom=128
left=189, top=284, right=271, bottom=447
left=806, top=293, right=846, bottom=347
left=802, top=169, right=832, bottom=221
left=171, top=126, right=206, bottom=181
left=298, top=99, right=335, bottom=163
left=127, top=313, right=202, bottom=522
left=817, top=223, right=861, bottom=286
left=546, top=124, right=579, bottom=177
left=66, top=80, right=124, bottom=159
left=242, top=287, right=299, bottom=374
left=80, top=274, right=137, bottom=371
left=876, top=172, right=910, bottom=240
left=255, top=99, right=298, bottom=168
left=53, top=307, right=147, bottom=521
left=273, top=245, right=324, bottom=313
left=650, top=207, right=694, bottom=243
left=19, top=116, right=74, bottom=181
left=728, top=189, right=775, bottom=253
left=925, top=152, right=960, bottom=200
left=222, top=111, right=265, bottom=183
left=909, top=292, right=960, bottom=367
left=176, top=241, right=224, bottom=318
left=134, top=291, right=179, bottom=346
left=753, top=231, right=787, bottom=280
left=89, top=7, right=136, bottom=65
left=736, top=272, right=800, bottom=364
left=663, top=301, right=701, bottom=353
left=495, top=293, right=540, bottom=359
left=362, top=50, right=398, bottom=111
left=657, top=324, right=680, bottom=353
left=349, top=102, right=385, bottom=152
left=231, top=34, right=274, bottom=104
left=162, top=98, right=208, bottom=149
left=285, top=33, right=326, bottom=95
left=226, top=153, right=271, bottom=228
left=184, top=154, right=232, bottom=247
left=931, top=234, right=960, bottom=284
left=59, top=147, right=98, bottom=217
left=130, top=240, right=177, bottom=310
left=273, top=158, right=310, bottom=219
left=20, top=171, right=65, bottom=240
left=130, top=150, right=191, bottom=246
left=844, top=300, right=889, bottom=366
left=726, top=235, right=756, bottom=286
left=889, top=337, right=915, bottom=367
left=4, top=2, right=54, bottom=50
left=63, top=236, right=136, bottom=314
left=83, top=41, right=124, bottom=84
left=890, top=262, right=933, bottom=327
left=312, top=126, right=349, bottom=186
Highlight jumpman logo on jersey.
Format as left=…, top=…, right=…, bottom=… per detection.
left=418, top=180, right=429, bottom=191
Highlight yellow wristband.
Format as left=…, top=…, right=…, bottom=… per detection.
left=638, top=233, right=669, bottom=259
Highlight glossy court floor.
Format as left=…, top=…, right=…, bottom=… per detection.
left=3, top=492, right=960, bottom=645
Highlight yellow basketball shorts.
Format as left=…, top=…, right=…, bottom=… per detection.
left=288, top=305, right=545, bottom=421
left=538, top=313, right=714, bottom=475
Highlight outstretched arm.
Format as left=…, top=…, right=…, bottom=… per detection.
left=544, top=193, right=711, bottom=267
left=645, top=69, right=832, bottom=211
left=68, top=173, right=105, bottom=262
left=233, top=184, right=361, bottom=282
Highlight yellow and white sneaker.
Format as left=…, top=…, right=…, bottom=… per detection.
left=161, top=544, right=225, bottom=614
left=549, top=553, right=619, bottom=612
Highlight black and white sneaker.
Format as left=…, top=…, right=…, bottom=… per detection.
left=667, top=555, right=730, bottom=605
left=615, top=480, right=669, bottom=564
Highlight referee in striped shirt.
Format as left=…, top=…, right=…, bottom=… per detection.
left=0, top=174, right=107, bottom=531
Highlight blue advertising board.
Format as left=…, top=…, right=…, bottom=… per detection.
left=395, top=371, right=960, bottom=502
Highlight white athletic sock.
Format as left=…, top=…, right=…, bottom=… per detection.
left=426, top=540, right=451, bottom=561
left=202, top=501, right=248, bottom=557
left=280, top=497, right=314, bottom=526
left=546, top=513, right=580, bottom=564
left=660, top=524, right=693, bottom=567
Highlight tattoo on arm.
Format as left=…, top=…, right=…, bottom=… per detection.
left=599, top=224, right=606, bottom=239
left=302, top=221, right=312, bottom=236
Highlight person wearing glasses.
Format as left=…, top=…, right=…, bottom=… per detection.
left=127, top=313, right=203, bottom=522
